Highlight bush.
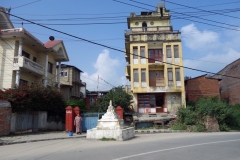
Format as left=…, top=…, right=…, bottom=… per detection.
left=0, top=85, right=66, bottom=120
left=176, top=97, right=240, bottom=131
left=66, top=99, right=86, bottom=112
left=171, top=124, right=187, bottom=130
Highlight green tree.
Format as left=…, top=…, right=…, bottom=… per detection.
left=97, top=86, right=133, bottom=112
left=66, top=99, right=86, bottom=112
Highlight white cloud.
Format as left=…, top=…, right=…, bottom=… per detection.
left=181, top=24, right=220, bottom=50
left=82, top=49, right=125, bottom=91
left=184, top=48, right=240, bottom=75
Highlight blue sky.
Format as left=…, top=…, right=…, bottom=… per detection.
left=1, top=0, right=240, bottom=91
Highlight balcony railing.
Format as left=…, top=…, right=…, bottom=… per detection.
left=156, top=78, right=165, bottom=86
left=127, top=32, right=181, bottom=42
left=127, top=26, right=172, bottom=34
left=148, top=54, right=163, bottom=63
left=13, top=56, right=44, bottom=75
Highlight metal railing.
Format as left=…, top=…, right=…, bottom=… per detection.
left=24, top=57, right=44, bottom=72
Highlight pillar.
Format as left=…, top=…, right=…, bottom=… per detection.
left=15, top=39, right=22, bottom=87
left=44, top=52, right=48, bottom=87
left=57, top=62, right=61, bottom=90
left=65, top=106, right=73, bottom=132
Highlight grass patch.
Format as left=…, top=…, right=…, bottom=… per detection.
left=171, top=124, right=187, bottom=130
left=100, top=137, right=116, bottom=141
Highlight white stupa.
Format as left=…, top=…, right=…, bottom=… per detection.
left=87, top=100, right=135, bottom=141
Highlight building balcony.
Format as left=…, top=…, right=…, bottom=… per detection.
left=125, top=65, right=130, bottom=78
left=125, top=85, right=131, bottom=93
left=13, top=56, right=44, bottom=75
left=125, top=31, right=181, bottom=42
left=125, top=26, right=172, bottom=35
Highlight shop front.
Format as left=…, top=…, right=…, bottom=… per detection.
left=137, top=93, right=165, bottom=113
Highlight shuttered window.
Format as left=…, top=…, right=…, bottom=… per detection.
left=166, top=46, right=172, bottom=58
left=141, top=69, right=146, bottom=82
left=133, top=47, right=138, bottom=59
left=134, top=69, right=139, bottom=82
left=140, top=46, right=145, bottom=58
left=174, top=45, right=179, bottom=58
left=168, top=69, right=173, bottom=80
left=175, top=68, right=180, bottom=81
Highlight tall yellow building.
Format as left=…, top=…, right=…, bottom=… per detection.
left=125, top=2, right=186, bottom=114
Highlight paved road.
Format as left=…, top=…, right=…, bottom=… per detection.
left=0, top=132, right=239, bottom=160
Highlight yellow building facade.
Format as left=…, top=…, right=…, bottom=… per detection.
left=125, top=3, right=186, bottom=114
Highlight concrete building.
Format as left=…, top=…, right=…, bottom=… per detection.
left=185, top=75, right=220, bottom=102
left=124, top=2, right=185, bottom=114
left=0, top=7, right=69, bottom=89
left=213, top=58, right=240, bottom=104
left=57, top=64, right=86, bottom=101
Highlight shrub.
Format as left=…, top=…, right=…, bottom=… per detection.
left=66, top=99, right=86, bottom=112
left=1, top=85, right=66, bottom=120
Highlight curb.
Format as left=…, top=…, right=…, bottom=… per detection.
left=0, top=135, right=86, bottom=146
left=135, top=129, right=187, bottom=134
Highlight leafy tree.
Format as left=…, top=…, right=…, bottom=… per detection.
left=97, top=86, right=133, bottom=112
left=66, top=99, right=86, bottom=112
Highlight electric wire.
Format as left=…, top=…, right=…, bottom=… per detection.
left=12, top=0, right=41, bottom=9
left=1, top=10, right=240, bottom=80
left=128, top=0, right=240, bottom=30
left=165, top=0, right=240, bottom=20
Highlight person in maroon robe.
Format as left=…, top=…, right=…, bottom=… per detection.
left=74, top=114, right=82, bottom=134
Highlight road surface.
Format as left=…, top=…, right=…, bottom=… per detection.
left=0, top=132, right=239, bottom=160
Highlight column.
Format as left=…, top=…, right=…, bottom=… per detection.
left=57, top=61, right=61, bottom=90
left=44, top=52, right=48, bottom=87
left=15, top=39, right=23, bottom=87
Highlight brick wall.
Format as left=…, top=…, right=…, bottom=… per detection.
left=214, top=59, right=240, bottom=104
left=185, top=75, right=220, bottom=102
left=0, top=106, right=12, bottom=136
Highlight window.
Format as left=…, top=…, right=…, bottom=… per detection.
left=166, top=46, right=172, bottom=58
left=133, top=47, right=138, bottom=64
left=134, top=69, right=139, bottom=82
left=148, top=49, right=163, bottom=63
left=175, top=68, right=180, bottom=81
left=140, top=46, right=145, bottom=58
left=61, top=69, right=68, bottom=77
left=22, top=50, right=30, bottom=58
left=141, top=69, right=146, bottom=82
left=33, top=57, right=37, bottom=62
left=133, top=47, right=138, bottom=59
left=168, top=68, right=173, bottom=86
left=174, top=45, right=179, bottom=58
left=142, top=22, right=147, bottom=31
left=48, top=62, right=53, bottom=73
left=19, top=79, right=28, bottom=86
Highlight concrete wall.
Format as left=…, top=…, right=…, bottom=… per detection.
left=0, top=101, right=12, bottom=136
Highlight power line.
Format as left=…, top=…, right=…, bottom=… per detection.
left=11, top=22, right=127, bottom=26
left=81, top=75, right=113, bottom=87
left=128, top=0, right=240, bottom=30
left=12, top=0, right=42, bottom=9
left=1, top=10, right=240, bottom=80
left=165, top=0, right=240, bottom=20
left=99, top=76, right=115, bottom=87
left=170, top=0, right=240, bottom=10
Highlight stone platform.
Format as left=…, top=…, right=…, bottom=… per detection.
left=87, top=101, right=135, bottom=141
left=87, top=127, right=134, bottom=141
